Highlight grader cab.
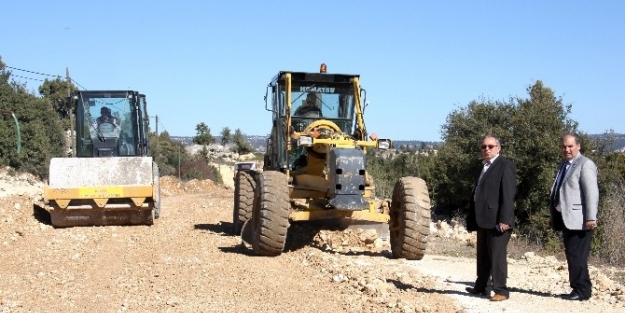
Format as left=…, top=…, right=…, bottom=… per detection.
left=234, top=64, right=431, bottom=259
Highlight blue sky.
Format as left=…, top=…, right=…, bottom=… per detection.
left=1, top=1, right=623, bottom=141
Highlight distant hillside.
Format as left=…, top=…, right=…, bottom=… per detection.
left=170, top=136, right=268, bottom=152
left=169, top=133, right=625, bottom=153
left=588, top=133, right=625, bottom=152
left=392, top=140, right=442, bottom=150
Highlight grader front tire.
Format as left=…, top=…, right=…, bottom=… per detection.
left=390, top=177, right=431, bottom=260
left=252, top=171, right=290, bottom=256
left=233, top=171, right=257, bottom=235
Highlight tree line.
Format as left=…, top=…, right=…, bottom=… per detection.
left=367, top=80, right=625, bottom=265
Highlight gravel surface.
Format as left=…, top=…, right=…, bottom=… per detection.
left=0, top=169, right=624, bottom=312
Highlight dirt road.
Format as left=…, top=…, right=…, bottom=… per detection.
left=0, top=173, right=623, bottom=312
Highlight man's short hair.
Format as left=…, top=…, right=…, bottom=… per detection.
left=561, top=132, right=581, bottom=145
left=481, top=134, right=501, bottom=147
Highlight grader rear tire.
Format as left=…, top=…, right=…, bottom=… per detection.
left=390, top=177, right=431, bottom=260
left=252, top=171, right=290, bottom=256
left=233, top=171, right=257, bottom=235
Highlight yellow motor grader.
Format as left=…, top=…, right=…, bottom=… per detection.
left=235, top=64, right=431, bottom=259
left=44, top=90, right=160, bottom=227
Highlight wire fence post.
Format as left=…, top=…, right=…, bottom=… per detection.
left=0, top=109, right=21, bottom=155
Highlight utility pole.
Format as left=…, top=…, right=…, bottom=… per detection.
left=66, top=67, right=76, bottom=157
left=155, top=115, right=159, bottom=157
left=149, top=115, right=159, bottom=158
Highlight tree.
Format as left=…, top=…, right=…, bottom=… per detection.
left=506, top=81, right=578, bottom=243
left=220, top=127, right=231, bottom=146
left=367, top=150, right=435, bottom=199
left=586, top=130, right=625, bottom=264
left=0, top=57, right=65, bottom=178
left=149, top=130, right=190, bottom=177
left=193, top=122, right=215, bottom=162
left=38, top=77, right=78, bottom=129
left=433, top=98, right=516, bottom=215
left=180, top=155, right=223, bottom=184
left=231, top=128, right=253, bottom=154
left=433, top=81, right=577, bottom=246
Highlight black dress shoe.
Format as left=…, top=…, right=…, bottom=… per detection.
left=465, top=287, right=486, bottom=295
left=561, top=293, right=590, bottom=301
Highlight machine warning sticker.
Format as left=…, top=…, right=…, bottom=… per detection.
left=79, top=187, right=124, bottom=198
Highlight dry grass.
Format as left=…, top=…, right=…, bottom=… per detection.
left=598, top=181, right=625, bottom=265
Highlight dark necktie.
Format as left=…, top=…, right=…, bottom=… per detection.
left=552, top=161, right=569, bottom=206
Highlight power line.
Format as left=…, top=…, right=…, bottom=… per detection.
left=5, top=65, right=61, bottom=78
left=70, top=78, right=86, bottom=90
left=5, top=64, right=87, bottom=90
left=158, top=120, right=168, bottom=134
left=11, top=74, right=46, bottom=82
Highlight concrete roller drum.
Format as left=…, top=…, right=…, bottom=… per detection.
left=44, top=157, right=160, bottom=227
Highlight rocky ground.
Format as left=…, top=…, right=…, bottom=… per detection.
left=1, top=167, right=624, bottom=312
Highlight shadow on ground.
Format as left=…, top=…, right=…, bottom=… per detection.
left=33, top=204, right=51, bottom=225
left=194, top=221, right=233, bottom=235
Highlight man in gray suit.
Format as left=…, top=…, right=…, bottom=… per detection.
left=550, top=133, right=599, bottom=301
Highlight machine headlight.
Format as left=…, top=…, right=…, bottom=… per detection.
left=298, top=136, right=313, bottom=147
left=378, top=139, right=391, bottom=150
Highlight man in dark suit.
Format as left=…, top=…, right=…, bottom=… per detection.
left=466, top=135, right=516, bottom=301
left=550, top=133, right=599, bottom=301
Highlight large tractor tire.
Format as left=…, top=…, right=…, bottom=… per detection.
left=389, top=177, right=431, bottom=260
left=233, top=170, right=257, bottom=235
left=252, top=171, right=291, bottom=256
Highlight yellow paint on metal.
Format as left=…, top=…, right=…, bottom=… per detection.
left=54, top=199, right=70, bottom=209
left=290, top=209, right=390, bottom=223
left=45, top=185, right=153, bottom=200
left=285, top=73, right=292, bottom=181
left=131, top=197, right=147, bottom=207
left=44, top=185, right=154, bottom=209
left=289, top=189, right=326, bottom=199
left=93, top=198, right=108, bottom=208
left=302, top=120, right=342, bottom=134
left=310, top=137, right=378, bottom=147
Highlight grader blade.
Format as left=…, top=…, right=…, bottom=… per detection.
left=340, top=220, right=390, bottom=241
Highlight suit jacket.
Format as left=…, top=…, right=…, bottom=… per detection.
left=467, top=156, right=516, bottom=232
left=549, top=153, right=599, bottom=230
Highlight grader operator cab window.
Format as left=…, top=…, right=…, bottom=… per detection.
left=289, top=90, right=353, bottom=120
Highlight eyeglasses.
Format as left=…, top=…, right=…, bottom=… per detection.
left=481, top=144, right=498, bottom=150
